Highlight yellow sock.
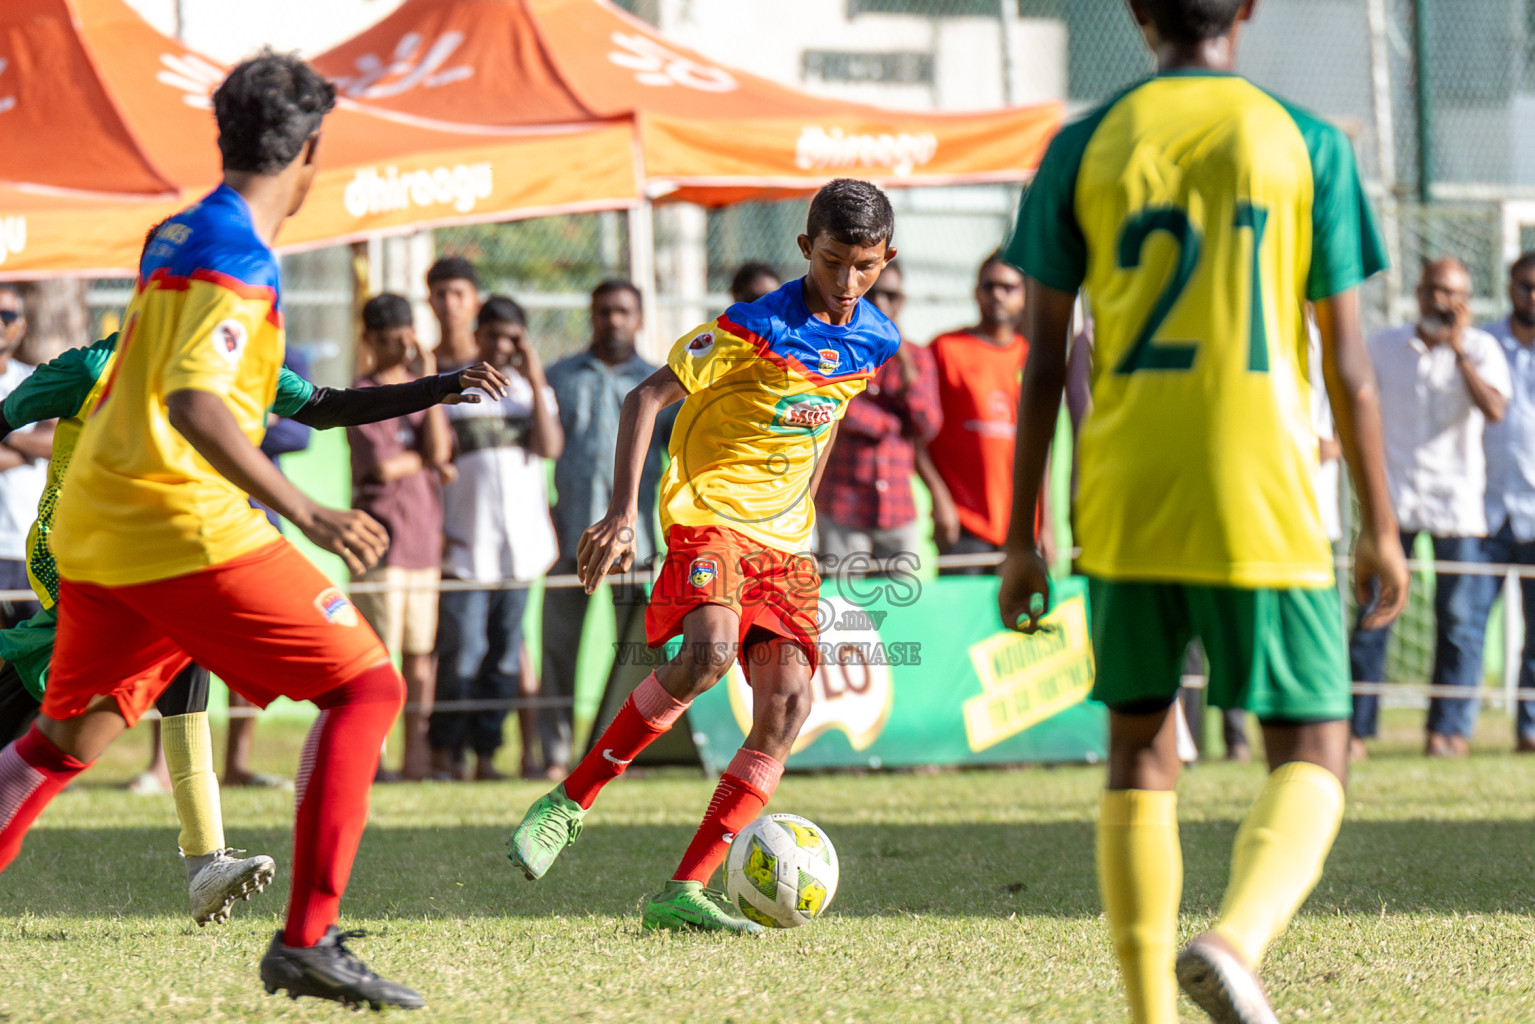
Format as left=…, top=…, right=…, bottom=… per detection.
left=161, top=712, right=225, bottom=857
left=1214, top=760, right=1345, bottom=965
left=1098, top=789, right=1181, bottom=1024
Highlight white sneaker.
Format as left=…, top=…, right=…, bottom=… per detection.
left=187, top=848, right=277, bottom=926
left=1176, top=932, right=1280, bottom=1024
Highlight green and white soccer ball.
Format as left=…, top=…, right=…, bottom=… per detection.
left=724, top=813, right=839, bottom=929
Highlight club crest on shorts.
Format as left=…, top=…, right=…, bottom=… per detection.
left=817, top=347, right=840, bottom=375
left=687, top=331, right=715, bottom=358
left=314, top=586, right=359, bottom=627
left=688, top=558, right=719, bottom=589
left=213, top=319, right=248, bottom=364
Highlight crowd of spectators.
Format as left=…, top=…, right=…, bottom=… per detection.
left=34, top=245, right=1535, bottom=774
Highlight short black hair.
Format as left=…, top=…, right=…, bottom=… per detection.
left=978, top=250, right=1015, bottom=280
left=427, top=256, right=480, bottom=290
left=213, top=49, right=335, bottom=174
left=362, top=293, right=413, bottom=332
left=729, top=261, right=781, bottom=303
left=477, top=295, right=527, bottom=329
left=591, top=278, right=642, bottom=310
left=1138, top=0, right=1245, bottom=44
left=1511, top=251, right=1535, bottom=279
left=805, top=178, right=894, bottom=249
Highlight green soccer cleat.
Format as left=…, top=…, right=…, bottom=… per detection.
left=507, top=784, right=586, bottom=880
left=641, top=880, right=766, bottom=935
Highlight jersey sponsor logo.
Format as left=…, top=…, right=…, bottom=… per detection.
left=687, top=331, right=715, bottom=357
left=314, top=586, right=359, bottom=628
left=688, top=557, right=719, bottom=589
left=213, top=319, right=247, bottom=364
left=794, top=126, right=938, bottom=177
left=817, top=348, right=840, bottom=375
left=770, top=394, right=838, bottom=433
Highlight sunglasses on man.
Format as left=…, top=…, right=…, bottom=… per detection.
left=0, top=310, right=19, bottom=326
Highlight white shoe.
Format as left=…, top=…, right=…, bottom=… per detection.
left=187, top=848, right=277, bottom=926
left=1176, top=932, right=1281, bottom=1024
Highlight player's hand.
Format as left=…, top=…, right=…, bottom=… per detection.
left=296, top=505, right=390, bottom=575
left=998, top=545, right=1052, bottom=634
left=932, top=491, right=961, bottom=552
left=1353, top=527, right=1409, bottom=630
left=442, top=361, right=511, bottom=404
left=511, top=333, right=546, bottom=384
left=577, top=513, right=637, bottom=594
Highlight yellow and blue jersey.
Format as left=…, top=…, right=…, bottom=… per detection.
left=1007, top=70, right=1386, bottom=588
left=3, top=333, right=314, bottom=607
left=663, top=280, right=901, bottom=555
left=54, top=185, right=291, bottom=587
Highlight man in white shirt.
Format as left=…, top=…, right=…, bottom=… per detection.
left=1351, top=258, right=1512, bottom=758
left=430, top=296, right=563, bottom=781
left=1467, top=252, right=1535, bottom=752
left=0, top=288, right=53, bottom=628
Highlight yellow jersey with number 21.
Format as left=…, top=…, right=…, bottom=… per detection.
left=1008, top=70, right=1386, bottom=588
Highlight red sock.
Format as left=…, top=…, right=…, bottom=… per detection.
left=672, top=748, right=784, bottom=885
left=283, top=662, right=403, bottom=947
left=564, top=673, right=688, bottom=809
left=0, top=727, right=92, bottom=871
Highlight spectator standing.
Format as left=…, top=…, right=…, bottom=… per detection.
left=0, top=288, right=51, bottom=628
left=348, top=295, right=452, bottom=780
left=729, top=261, right=781, bottom=305
left=1352, top=257, right=1510, bottom=758
left=817, top=260, right=942, bottom=566
left=541, top=280, right=666, bottom=778
left=432, top=296, right=562, bottom=780
left=428, top=257, right=481, bottom=371
left=921, top=253, right=1045, bottom=573
left=1469, top=252, right=1535, bottom=752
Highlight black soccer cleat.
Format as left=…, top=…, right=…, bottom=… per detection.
left=259, top=926, right=425, bottom=1011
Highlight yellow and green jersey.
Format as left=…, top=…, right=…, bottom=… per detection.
left=1, top=333, right=314, bottom=608
left=1007, top=70, right=1386, bottom=588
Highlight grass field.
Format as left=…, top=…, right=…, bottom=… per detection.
left=2, top=708, right=1535, bottom=1023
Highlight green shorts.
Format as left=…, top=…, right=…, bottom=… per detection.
left=1087, top=577, right=1349, bottom=722
left=0, top=603, right=57, bottom=701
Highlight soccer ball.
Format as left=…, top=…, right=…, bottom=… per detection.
left=724, top=813, right=839, bottom=929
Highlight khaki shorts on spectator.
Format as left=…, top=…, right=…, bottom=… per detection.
left=352, top=565, right=440, bottom=656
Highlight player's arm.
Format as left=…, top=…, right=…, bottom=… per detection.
left=1316, top=290, right=1408, bottom=629
left=282, top=362, right=510, bottom=429
left=998, top=279, right=1073, bottom=633
left=576, top=366, right=686, bottom=593
left=166, top=388, right=388, bottom=575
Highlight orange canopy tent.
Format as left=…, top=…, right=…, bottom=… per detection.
left=0, top=0, right=638, bottom=277
left=314, top=0, right=1064, bottom=205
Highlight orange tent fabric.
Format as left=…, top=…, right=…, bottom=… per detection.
left=314, top=0, right=1063, bottom=205
left=0, top=0, right=638, bottom=276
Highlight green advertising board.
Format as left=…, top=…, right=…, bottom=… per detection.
left=676, top=574, right=1106, bottom=774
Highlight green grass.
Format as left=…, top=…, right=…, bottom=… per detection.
left=3, top=709, right=1535, bottom=1022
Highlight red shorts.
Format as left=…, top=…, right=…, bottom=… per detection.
left=43, top=540, right=390, bottom=726
left=646, top=524, right=821, bottom=677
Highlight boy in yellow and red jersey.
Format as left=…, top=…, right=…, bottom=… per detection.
left=509, top=179, right=900, bottom=932
left=999, top=2, right=1409, bottom=1023
left=0, top=53, right=424, bottom=1010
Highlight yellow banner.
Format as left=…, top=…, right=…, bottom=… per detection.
left=961, top=596, right=1095, bottom=752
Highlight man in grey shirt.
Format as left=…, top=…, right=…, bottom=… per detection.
left=539, top=280, right=670, bottom=776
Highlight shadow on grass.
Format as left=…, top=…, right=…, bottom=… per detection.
left=3, top=819, right=1535, bottom=925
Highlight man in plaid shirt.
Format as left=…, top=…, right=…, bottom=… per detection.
left=816, top=261, right=942, bottom=566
